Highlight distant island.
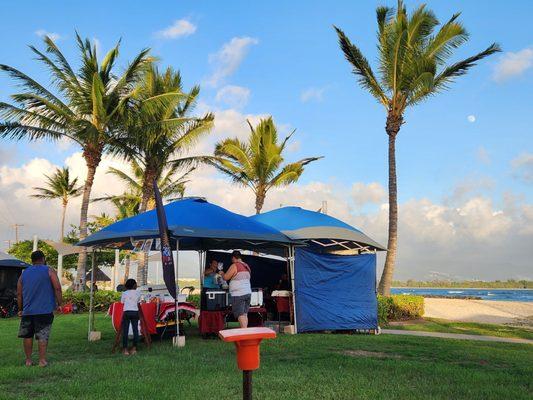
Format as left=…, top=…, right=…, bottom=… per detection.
left=392, top=279, right=532, bottom=289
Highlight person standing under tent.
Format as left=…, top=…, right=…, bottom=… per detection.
left=120, top=279, right=141, bottom=355
left=203, top=259, right=221, bottom=289
left=17, top=250, right=62, bottom=367
left=221, top=251, right=252, bottom=328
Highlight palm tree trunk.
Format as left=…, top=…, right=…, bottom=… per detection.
left=136, top=168, right=157, bottom=286
left=255, top=188, right=266, bottom=214
left=60, top=199, right=67, bottom=242
left=76, top=148, right=102, bottom=291
left=378, top=112, right=402, bottom=296
left=123, top=254, right=130, bottom=284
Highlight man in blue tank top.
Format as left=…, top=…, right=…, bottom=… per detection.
left=17, top=250, right=62, bottom=367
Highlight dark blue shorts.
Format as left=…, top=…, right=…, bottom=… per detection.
left=231, top=294, right=251, bottom=318
left=18, top=313, right=54, bottom=341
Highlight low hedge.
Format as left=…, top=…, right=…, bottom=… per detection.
left=62, top=290, right=200, bottom=312
left=378, top=294, right=424, bottom=324
left=62, top=290, right=121, bottom=312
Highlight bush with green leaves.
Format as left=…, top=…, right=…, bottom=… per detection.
left=378, top=295, right=424, bottom=324
left=62, top=290, right=121, bottom=312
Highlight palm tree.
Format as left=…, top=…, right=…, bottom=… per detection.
left=31, top=167, right=83, bottom=241
left=0, top=34, right=153, bottom=289
left=335, top=1, right=500, bottom=295
left=213, top=117, right=322, bottom=214
left=95, top=159, right=194, bottom=210
left=115, top=65, right=214, bottom=214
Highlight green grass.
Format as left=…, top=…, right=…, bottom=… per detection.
left=388, top=318, right=533, bottom=340
left=1, top=314, right=532, bottom=399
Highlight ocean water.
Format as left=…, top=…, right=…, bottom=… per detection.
left=390, top=288, right=533, bottom=302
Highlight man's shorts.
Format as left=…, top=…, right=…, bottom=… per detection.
left=18, top=313, right=54, bottom=341
left=231, top=294, right=251, bottom=318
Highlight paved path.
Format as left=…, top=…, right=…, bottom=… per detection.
left=382, top=329, right=533, bottom=345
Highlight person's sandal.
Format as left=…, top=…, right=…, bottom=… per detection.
left=130, top=347, right=137, bottom=355
left=38, top=361, right=48, bottom=368
left=123, top=349, right=130, bottom=356
left=25, top=360, right=33, bottom=367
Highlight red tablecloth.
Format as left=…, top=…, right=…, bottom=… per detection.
left=198, top=307, right=267, bottom=335
left=109, top=301, right=198, bottom=335
left=198, top=311, right=225, bottom=334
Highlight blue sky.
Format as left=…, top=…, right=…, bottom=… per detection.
left=0, top=1, right=531, bottom=279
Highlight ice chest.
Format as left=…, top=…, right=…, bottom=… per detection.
left=250, top=289, right=263, bottom=307
left=204, top=290, right=228, bottom=311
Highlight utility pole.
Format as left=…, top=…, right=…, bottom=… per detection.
left=12, top=224, right=24, bottom=244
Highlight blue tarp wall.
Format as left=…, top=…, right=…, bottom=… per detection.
left=295, top=248, right=378, bottom=331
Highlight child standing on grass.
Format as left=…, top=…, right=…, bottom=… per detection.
left=120, top=279, right=141, bottom=355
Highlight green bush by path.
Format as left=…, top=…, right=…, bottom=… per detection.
left=378, top=295, right=424, bottom=324
left=62, top=290, right=121, bottom=312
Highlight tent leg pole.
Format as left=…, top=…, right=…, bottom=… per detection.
left=88, top=250, right=96, bottom=340
left=289, top=245, right=298, bottom=334
left=173, top=240, right=184, bottom=347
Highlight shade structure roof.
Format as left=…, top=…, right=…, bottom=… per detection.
left=86, top=266, right=110, bottom=282
left=78, top=198, right=296, bottom=253
left=0, top=252, right=30, bottom=268
left=250, top=206, right=386, bottom=252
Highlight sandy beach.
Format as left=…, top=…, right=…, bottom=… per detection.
left=423, top=298, right=533, bottom=326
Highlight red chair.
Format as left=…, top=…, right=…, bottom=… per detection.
left=273, top=296, right=290, bottom=333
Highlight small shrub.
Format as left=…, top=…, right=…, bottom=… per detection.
left=63, top=290, right=120, bottom=313
left=378, top=294, right=424, bottom=324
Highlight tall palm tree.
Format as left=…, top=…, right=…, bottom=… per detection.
left=111, top=66, right=213, bottom=285
left=213, top=117, right=322, bottom=214
left=31, top=167, right=83, bottom=241
left=335, top=1, right=500, bottom=295
left=0, top=34, right=153, bottom=289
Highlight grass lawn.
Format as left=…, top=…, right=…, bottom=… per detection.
left=387, top=318, right=533, bottom=340
left=0, top=314, right=532, bottom=400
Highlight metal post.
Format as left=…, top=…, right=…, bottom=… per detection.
left=57, top=254, right=63, bottom=288
left=112, top=249, right=119, bottom=290
left=175, top=240, right=180, bottom=339
left=88, top=250, right=96, bottom=337
left=243, top=370, right=252, bottom=400
left=32, top=235, right=38, bottom=251
left=288, top=245, right=298, bottom=334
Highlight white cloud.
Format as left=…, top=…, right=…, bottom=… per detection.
left=467, top=115, right=476, bottom=123
left=1, top=148, right=531, bottom=281
left=511, top=152, right=533, bottom=183
left=215, top=85, right=250, bottom=109
left=35, top=30, right=61, bottom=42
left=493, top=47, right=533, bottom=82
left=300, top=87, right=326, bottom=103
left=351, top=182, right=386, bottom=207
left=205, top=37, right=258, bottom=87
left=155, top=19, right=197, bottom=39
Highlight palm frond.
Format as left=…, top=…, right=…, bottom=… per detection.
left=334, top=26, right=388, bottom=107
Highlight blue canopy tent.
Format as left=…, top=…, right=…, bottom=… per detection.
left=78, top=197, right=296, bottom=253
left=0, top=252, right=30, bottom=307
left=78, top=198, right=298, bottom=341
left=251, top=207, right=386, bottom=333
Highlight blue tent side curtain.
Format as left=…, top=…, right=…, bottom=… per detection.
left=294, top=248, right=378, bottom=331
